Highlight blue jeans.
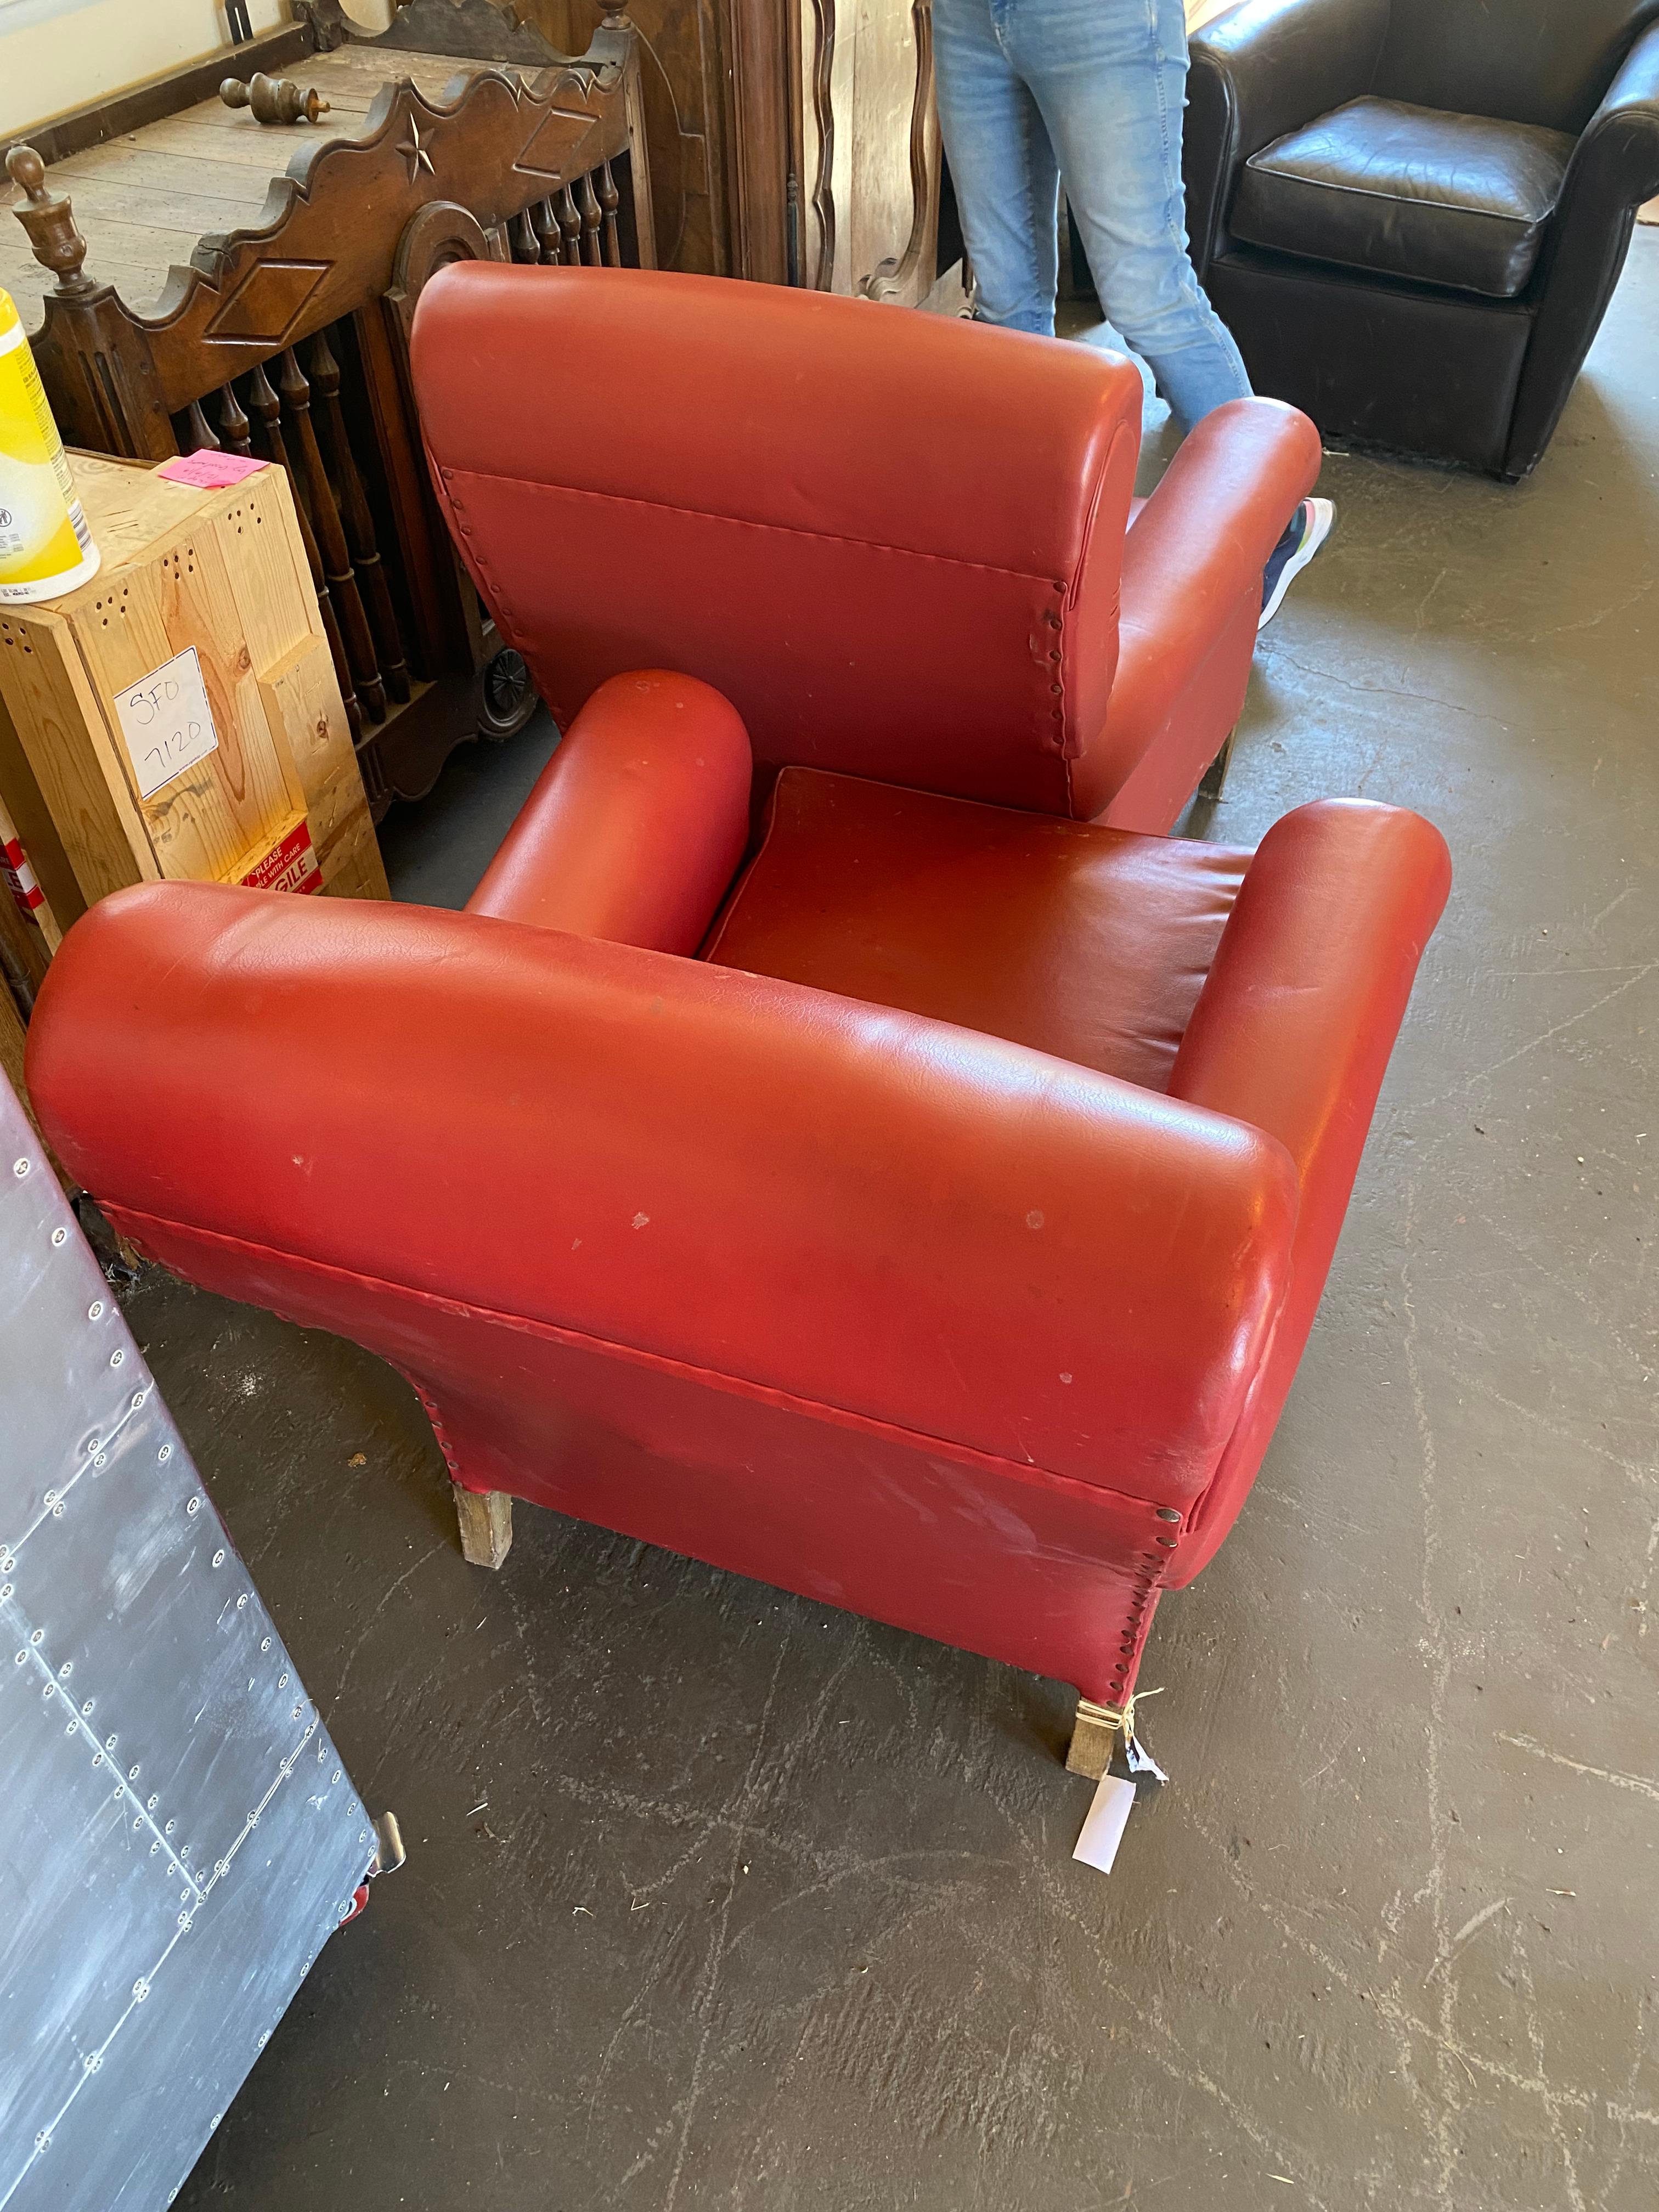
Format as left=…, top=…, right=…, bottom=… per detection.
left=933, top=0, right=1253, bottom=432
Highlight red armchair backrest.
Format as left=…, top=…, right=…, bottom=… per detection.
left=411, top=265, right=1146, bottom=815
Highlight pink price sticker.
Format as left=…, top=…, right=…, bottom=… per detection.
left=155, top=452, right=269, bottom=490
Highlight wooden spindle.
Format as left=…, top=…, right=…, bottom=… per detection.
left=597, top=161, right=622, bottom=267
left=532, top=198, right=561, bottom=265
left=309, top=330, right=410, bottom=704
left=577, top=171, right=602, bottom=264
left=185, top=398, right=221, bottom=452
left=512, top=207, right=540, bottom=264
left=557, top=184, right=582, bottom=263
left=248, top=360, right=362, bottom=744
left=219, top=381, right=252, bottom=455
left=278, top=347, right=385, bottom=723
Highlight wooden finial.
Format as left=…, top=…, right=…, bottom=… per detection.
left=219, top=74, right=332, bottom=126
left=4, top=143, right=94, bottom=296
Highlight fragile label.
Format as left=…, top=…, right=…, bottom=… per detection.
left=239, top=816, right=321, bottom=896
left=114, top=646, right=219, bottom=800
left=2, top=831, right=44, bottom=919
left=155, top=451, right=268, bottom=490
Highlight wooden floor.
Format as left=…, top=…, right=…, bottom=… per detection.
left=0, top=46, right=501, bottom=326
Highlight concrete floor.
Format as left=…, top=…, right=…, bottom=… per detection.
left=144, top=239, right=1659, bottom=2211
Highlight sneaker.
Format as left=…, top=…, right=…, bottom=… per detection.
left=1259, top=496, right=1335, bottom=630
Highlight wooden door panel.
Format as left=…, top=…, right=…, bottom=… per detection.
left=799, top=0, right=941, bottom=303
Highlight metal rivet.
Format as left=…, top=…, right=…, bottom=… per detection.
left=87, top=1302, right=103, bottom=1321
left=1155, top=1506, right=1181, bottom=1524
left=110, top=1350, right=124, bottom=1368
left=12, top=1158, right=29, bottom=1177
left=50, top=1227, right=67, bottom=1246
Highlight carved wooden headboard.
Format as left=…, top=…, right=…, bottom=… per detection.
left=2, top=0, right=656, bottom=815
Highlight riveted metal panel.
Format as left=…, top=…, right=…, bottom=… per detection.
left=0, top=1080, right=377, bottom=2212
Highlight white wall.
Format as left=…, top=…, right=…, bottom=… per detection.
left=2, top=0, right=391, bottom=139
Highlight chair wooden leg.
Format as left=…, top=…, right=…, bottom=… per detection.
left=1066, top=1697, right=1122, bottom=1781
left=454, top=1485, right=512, bottom=1569
left=1198, top=731, right=1234, bottom=803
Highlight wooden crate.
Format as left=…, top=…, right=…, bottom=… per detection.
left=0, top=449, right=387, bottom=955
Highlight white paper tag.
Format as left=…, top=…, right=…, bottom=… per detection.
left=1073, top=1773, right=1137, bottom=1874
left=113, top=645, right=219, bottom=800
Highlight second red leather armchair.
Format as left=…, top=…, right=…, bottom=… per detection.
left=27, top=670, right=1449, bottom=1767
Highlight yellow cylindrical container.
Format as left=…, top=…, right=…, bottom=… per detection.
left=0, top=284, right=99, bottom=605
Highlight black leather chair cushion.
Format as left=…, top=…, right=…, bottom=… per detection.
left=1231, top=96, right=1577, bottom=299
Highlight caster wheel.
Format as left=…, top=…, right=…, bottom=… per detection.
left=478, top=646, right=536, bottom=740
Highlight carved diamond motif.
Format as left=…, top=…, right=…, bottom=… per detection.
left=513, top=106, right=602, bottom=183
left=204, top=259, right=331, bottom=345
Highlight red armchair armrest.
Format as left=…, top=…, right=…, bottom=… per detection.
left=467, top=671, right=751, bottom=953
left=1166, top=798, right=1453, bottom=1576
left=1083, top=397, right=1323, bottom=830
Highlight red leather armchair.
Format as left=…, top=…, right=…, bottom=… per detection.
left=27, top=670, right=1449, bottom=1762
left=408, top=264, right=1323, bottom=833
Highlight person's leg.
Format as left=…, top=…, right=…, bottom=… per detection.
left=1006, top=0, right=1251, bottom=428
left=933, top=0, right=1061, bottom=336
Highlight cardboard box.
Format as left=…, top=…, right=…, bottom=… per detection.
left=0, top=449, right=387, bottom=944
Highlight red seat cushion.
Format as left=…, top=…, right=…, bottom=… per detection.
left=704, top=768, right=1250, bottom=1092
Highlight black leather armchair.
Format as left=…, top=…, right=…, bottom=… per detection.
left=1184, top=0, right=1659, bottom=477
